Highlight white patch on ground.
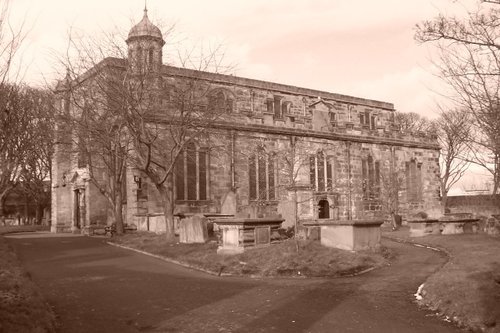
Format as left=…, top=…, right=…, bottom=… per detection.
left=414, top=283, right=425, bottom=301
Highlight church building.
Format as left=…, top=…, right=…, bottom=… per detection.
left=51, top=9, right=440, bottom=233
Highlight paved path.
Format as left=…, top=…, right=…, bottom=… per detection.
left=6, top=233, right=460, bottom=333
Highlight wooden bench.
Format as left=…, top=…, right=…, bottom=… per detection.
left=104, top=223, right=138, bottom=237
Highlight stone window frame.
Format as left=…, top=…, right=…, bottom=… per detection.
left=174, top=142, right=210, bottom=202
left=207, top=88, right=234, bottom=114
left=359, top=109, right=377, bottom=130
left=406, top=158, right=423, bottom=203
left=361, top=155, right=381, bottom=211
left=266, top=95, right=286, bottom=120
left=309, top=151, right=335, bottom=193
left=248, top=148, right=277, bottom=202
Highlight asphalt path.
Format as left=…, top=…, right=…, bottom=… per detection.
left=6, top=233, right=461, bottom=333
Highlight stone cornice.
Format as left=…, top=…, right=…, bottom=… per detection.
left=149, top=116, right=440, bottom=150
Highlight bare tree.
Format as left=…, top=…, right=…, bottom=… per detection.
left=19, top=88, right=54, bottom=224
left=394, top=111, right=435, bottom=135
left=58, top=20, right=232, bottom=239
left=0, top=85, right=53, bottom=224
left=379, top=159, right=404, bottom=230
left=58, top=29, right=135, bottom=234
left=0, top=0, right=28, bottom=83
left=434, top=108, right=471, bottom=211
left=416, top=0, right=500, bottom=193
left=126, top=68, right=231, bottom=240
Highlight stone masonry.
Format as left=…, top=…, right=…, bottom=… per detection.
left=51, top=9, right=440, bottom=233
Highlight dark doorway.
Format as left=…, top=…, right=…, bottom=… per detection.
left=74, top=190, right=81, bottom=229
left=318, top=199, right=330, bottom=219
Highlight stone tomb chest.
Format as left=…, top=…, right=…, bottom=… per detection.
left=303, top=219, right=384, bottom=251
left=439, top=213, right=480, bottom=235
left=214, top=217, right=284, bottom=255
left=407, top=218, right=440, bottom=237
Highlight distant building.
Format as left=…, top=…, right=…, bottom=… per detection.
left=51, top=9, right=440, bottom=233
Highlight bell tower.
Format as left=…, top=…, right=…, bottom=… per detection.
left=126, top=7, right=165, bottom=74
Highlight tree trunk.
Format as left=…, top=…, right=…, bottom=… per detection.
left=391, top=212, right=398, bottom=231
left=293, top=189, right=300, bottom=253
left=157, top=175, right=175, bottom=241
left=441, top=192, right=448, bottom=214
left=24, top=195, right=29, bottom=225
left=35, top=203, right=42, bottom=225
left=0, top=195, right=5, bottom=226
left=114, top=187, right=124, bottom=234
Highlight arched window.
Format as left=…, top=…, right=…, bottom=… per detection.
left=208, top=90, right=233, bottom=113
left=148, top=48, right=154, bottom=70
left=249, top=148, right=276, bottom=201
left=406, top=159, right=422, bottom=202
left=309, top=151, right=334, bottom=192
left=137, top=47, right=143, bottom=71
left=361, top=155, right=381, bottom=210
left=318, top=199, right=330, bottom=219
left=175, top=143, right=208, bottom=201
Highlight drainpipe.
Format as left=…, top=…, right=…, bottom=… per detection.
left=230, top=130, right=236, bottom=190
left=347, top=141, right=352, bottom=220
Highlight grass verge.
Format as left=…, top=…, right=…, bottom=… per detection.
left=110, top=232, right=390, bottom=277
left=0, top=234, right=56, bottom=332
left=383, top=226, right=500, bottom=332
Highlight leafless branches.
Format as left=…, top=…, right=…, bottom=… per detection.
left=434, top=108, right=471, bottom=209
left=416, top=0, right=500, bottom=194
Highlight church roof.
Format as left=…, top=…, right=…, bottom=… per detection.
left=127, top=8, right=163, bottom=42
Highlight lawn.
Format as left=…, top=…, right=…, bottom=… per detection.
left=0, top=227, right=56, bottom=333
left=383, top=226, right=500, bottom=332
left=110, top=232, right=391, bottom=277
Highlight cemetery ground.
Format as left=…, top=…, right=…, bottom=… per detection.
left=0, top=225, right=56, bottom=333
left=384, top=226, right=500, bottom=332
left=0, top=224, right=498, bottom=332
left=108, top=232, right=390, bottom=278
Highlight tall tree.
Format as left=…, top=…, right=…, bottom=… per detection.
left=0, top=85, right=53, bottom=224
left=416, top=0, right=500, bottom=193
left=59, top=19, right=231, bottom=239
left=434, top=109, right=471, bottom=210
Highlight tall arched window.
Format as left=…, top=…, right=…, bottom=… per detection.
left=309, top=151, right=334, bottom=192
left=406, top=159, right=422, bottom=202
left=362, top=155, right=381, bottom=210
left=137, top=47, right=143, bottom=71
left=249, top=149, right=276, bottom=201
left=148, top=48, right=154, bottom=70
left=175, top=143, right=208, bottom=201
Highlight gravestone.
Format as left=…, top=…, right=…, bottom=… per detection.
left=221, top=191, right=237, bottom=215
left=179, top=216, right=208, bottom=243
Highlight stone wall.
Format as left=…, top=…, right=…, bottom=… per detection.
left=126, top=128, right=440, bottom=230
left=446, top=195, right=500, bottom=217
left=53, top=57, right=441, bottom=233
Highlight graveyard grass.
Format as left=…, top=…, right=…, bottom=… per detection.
left=110, top=232, right=391, bottom=277
left=0, top=227, right=56, bottom=333
left=384, top=226, right=500, bottom=332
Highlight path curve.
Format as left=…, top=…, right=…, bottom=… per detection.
left=6, top=233, right=461, bottom=333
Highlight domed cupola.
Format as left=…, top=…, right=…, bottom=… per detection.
left=126, top=7, right=165, bottom=74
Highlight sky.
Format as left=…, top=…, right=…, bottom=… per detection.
left=8, top=0, right=465, bottom=115
left=6, top=0, right=492, bottom=192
